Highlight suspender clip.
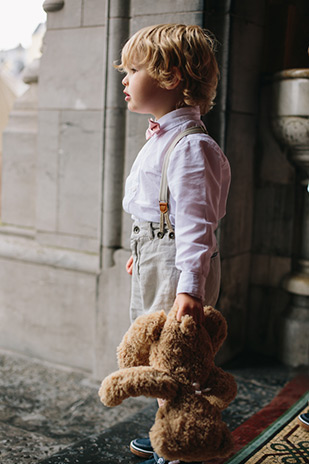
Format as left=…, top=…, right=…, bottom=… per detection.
left=159, top=201, right=168, bottom=213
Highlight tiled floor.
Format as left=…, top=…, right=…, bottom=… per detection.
left=0, top=350, right=303, bottom=464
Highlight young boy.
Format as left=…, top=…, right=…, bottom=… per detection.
left=119, top=24, right=231, bottom=464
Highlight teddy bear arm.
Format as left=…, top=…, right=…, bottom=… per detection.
left=117, top=311, right=166, bottom=369
left=99, top=366, right=178, bottom=407
left=205, top=367, right=237, bottom=410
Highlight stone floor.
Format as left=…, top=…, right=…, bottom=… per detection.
left=0, top=351, right=152, bottom=464
left=0, top=349, right=305, bottom=464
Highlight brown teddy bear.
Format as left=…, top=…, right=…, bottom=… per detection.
left=99, top=306, right=237, bottom=462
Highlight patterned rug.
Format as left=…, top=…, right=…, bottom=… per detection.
left=226, top=391, right=309, bottom=464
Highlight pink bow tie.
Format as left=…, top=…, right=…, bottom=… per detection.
left=146, top=119, right=160, bottom=140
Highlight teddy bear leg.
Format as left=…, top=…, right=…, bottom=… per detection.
left=205, top=367, right=237, bottom=410
left=149, top=402, right=234, bottom=462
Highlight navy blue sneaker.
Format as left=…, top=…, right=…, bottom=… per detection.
left=130, top=437, right=153, bottom=458
left=131, top=439, right=202, bottom=463
left=141, top=453, right=202, bottom=464
left=298, top=412, right=309, bottom=430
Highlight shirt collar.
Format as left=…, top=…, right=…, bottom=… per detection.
left=155, top=106, right=202, bottom=132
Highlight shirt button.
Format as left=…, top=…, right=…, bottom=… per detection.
left=157, top=458, right=165, bottom=464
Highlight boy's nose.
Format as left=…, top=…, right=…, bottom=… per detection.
left=122, top=74, right=128, bottom=86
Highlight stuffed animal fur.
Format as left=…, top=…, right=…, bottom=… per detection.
left=99, top=306, right=237, bottom=462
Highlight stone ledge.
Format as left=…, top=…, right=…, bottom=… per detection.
left=0, top=231, right=100, bottom=274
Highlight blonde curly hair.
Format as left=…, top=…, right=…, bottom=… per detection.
left=116, top=24, right=219, bottom=115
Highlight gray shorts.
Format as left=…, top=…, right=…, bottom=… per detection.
left=129, top=221, right=221, bottom=322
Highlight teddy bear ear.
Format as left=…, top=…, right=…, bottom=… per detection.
left=203, top=306, right=227, bottom=353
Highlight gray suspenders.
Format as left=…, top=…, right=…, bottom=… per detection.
left=158, top=125, right=207, bottom=238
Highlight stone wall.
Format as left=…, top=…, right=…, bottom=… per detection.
left=1, top=0, right=221, bottom=378
left=1, top=0, right=301, bottom=377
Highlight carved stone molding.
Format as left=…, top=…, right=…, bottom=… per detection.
left=271, top=68, right=309, bottom=367
left=43, top=0, right=64, bottom=12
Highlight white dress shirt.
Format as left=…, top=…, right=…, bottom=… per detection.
left=123, top=106, right=231, bottom=301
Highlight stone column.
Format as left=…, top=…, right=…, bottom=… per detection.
left=271, top=69, right=309, bottom=366
left=94, top=0, right=132, bottom=378
left=102, top=0, right=130, bottom=268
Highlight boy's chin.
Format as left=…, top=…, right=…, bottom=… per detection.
left=127, top=103, right=155, bottom=117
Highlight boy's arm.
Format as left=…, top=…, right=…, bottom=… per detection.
left=126, top=255, right=133, bottom=275
left=168, top=136, right=230, bottom=303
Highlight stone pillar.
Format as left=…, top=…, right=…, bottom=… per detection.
left=94, top=0, right=131, bottom=378
left=102, top=0, right=130, bottom=268
left=271, top=69, right=309, bottom=366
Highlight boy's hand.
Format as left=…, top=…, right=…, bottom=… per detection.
left=174, top=293, right=204, bottom=325
left=126, top=255, right=133, bottom=275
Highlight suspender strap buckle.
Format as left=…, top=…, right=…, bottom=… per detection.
left=159, top=203, right=174, bottom=238
left=159, top=202, right=168, bottom=213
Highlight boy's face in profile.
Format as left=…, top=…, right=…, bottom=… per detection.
left=121, top=59, right=182, bottom=120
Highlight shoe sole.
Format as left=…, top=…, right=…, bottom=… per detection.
left=298, top=416, right=309, bottom=431
left=130, top=442, right=154, bottom=458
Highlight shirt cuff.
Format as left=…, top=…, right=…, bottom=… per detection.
left=176, top=271, right=206, bottom=301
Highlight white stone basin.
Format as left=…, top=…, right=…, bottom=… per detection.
left=271, top=69, right=309, bottom=155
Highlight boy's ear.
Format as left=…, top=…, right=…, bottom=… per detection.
left=166, top=67, right=182, bottom=90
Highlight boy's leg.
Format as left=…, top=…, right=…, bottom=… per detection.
left=129, top=222, right=180, bottom=321
left=129, top=222, right=179, bottom=459
left=129, top=223, right=203, bottom=463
